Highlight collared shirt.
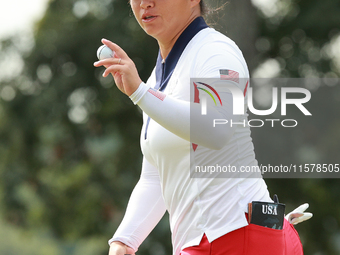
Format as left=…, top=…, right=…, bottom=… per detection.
left=110, top=17, right=272, bottom=255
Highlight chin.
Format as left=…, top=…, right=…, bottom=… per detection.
left=143, top=28, right=159, bottom=38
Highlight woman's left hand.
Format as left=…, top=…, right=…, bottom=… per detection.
left=94, top=38, right=142, bottom=96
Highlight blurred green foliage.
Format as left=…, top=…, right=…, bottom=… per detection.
left=0, top=0, right=339, bottom=254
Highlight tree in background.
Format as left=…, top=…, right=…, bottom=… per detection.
left=0, top=0, right=339, bottom=254
left=0, top=0, right=167, bottom=254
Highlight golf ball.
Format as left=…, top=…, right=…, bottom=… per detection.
left=97, top=45, right=114, bottom=60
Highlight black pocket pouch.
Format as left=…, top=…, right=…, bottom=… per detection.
left=248, top=195, right=285, bottom=230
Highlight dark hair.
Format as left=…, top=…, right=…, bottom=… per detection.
left=200, top=1, right=208, bottom=16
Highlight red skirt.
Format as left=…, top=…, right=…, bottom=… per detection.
left=180, top=217, right=303, bottom=255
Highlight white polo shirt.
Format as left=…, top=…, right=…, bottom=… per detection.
left=110, top=18, right=272, bottom=255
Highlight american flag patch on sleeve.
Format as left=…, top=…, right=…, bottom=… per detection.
left=148, top=88, right=166, bottom=101
left=220, top=69, right=239, bottom=83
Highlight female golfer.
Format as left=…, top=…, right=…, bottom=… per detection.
left=94, top=0, right=310, bottom=254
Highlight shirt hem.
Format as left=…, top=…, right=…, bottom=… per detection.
left=178, top=219, right=249, bottom=255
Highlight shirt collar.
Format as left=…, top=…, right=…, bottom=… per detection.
left=155, top=16, right=209, bottom=91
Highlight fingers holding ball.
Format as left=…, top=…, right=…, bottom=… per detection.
left=97, top=45, right=115, bottom=60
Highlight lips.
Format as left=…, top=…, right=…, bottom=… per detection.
left=142, top=14, right=158, bottom=22
left=144, top=16, right=155, bottom=19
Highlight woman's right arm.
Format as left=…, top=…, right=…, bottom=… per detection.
left=108, top=157, right=167, bottom=254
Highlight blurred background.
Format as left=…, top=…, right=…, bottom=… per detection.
left=0, top=0, right=339, bottom=254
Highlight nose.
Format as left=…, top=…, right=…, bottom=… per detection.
left=140, top=0, right=154, bottom=9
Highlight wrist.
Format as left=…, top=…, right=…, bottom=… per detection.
left=126, top=78, right=143, bottom=96
left=110, top=241, right=126, bottom=246
left=109, top=241, right=136, bottom=254
left=129, top=82, right=150, bottom=105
